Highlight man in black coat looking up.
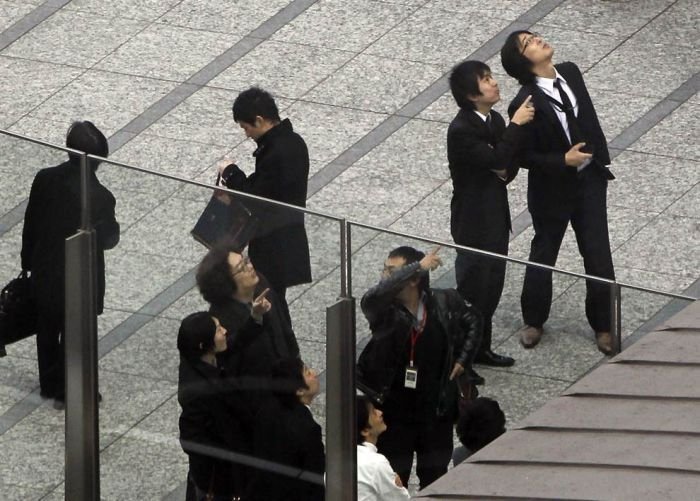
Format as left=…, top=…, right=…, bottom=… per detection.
left=21, top=121, right=120, bottom=407
left=218, top=87, right=312, bottom=325
left=447, top=60, right=535, bottom=371
left=500, top=32, right=616, bottom=355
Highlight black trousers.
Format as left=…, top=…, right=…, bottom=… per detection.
left=377, top=417, right=454, bottom=490
left=522, top=169, right=615, bottom=332
left=455, top=223, right=509, bottom=354
left=36, top=310, right=65, bottom=398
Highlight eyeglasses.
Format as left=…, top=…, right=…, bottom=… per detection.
left=232, top=255, right=252, bottom=276
left=520, top=32, right=541, bottom=54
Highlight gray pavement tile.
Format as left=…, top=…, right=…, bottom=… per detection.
left=132, top=394, right=180, bottom=440
left=106, top=133, right=231, bottom=190
left=493, top=322, right=605, bottom=382
left=417, top=91, right=455, bottom=123
left=587, top=88, right=658, bottom=141
left=304, top=53, right=443, bottom=114
left=289, top=270, right=341, bottom=344
left=690, top=91, right=700, bottom=105
left=666, top=183, right=700, bottom=219
left=608, top=151, right=700, bottom=213
left=606, top=205, right=659, bottom=251
left=612, top=213, right=699, bottom=279
left=630, top=102, right=700, bottom=161
left=1, top=10, right=147, bottom=68
left=0, top=482, right=51, bottom=501
left=98, top=370, right=176, bottom=444
left=388, top=180, right=452, bottom=243
left=96, top=23, right=240, bottom=82
left=430, top=0, right=540, bottom=20
left=210, top=40, right=354, bottom=99
left=0, top=56, right=84, bottom=128
left=476, top=368, right=571, bottom=427
left=0, top=166, right=40, bottom=216
left=145, top=86, right=246, bottom=147
left=0, top=1, right=35, bottom=32
left=27, top=70, right=178, bottom=138
left=0, top=356, right=37, bottom=415
left=64, top=0, right=181, bottom=21
left=584, top=38, right=698, bottom=99
left=365, top=6, right=508, bottom=68
left=159, top=287, right=208, bottom=321
left=118, top=196, right=209, bottom=262
left=284, top=101, right=387, bottom=163
left=99, top=317, right=181, bottom=382
left=100, top=434, right=187, bottom=501
left=634, top=0, right=698, bottom=49
left=0, top=405, right=65, bottom=493
left=103, top=250, right=195, bottom=311
left=307, top=160, right=443, bottom=227
left=98, top=308, right=134, bottom=339
left=6, top=115, right=80, bottom=145
left=539, top=0, right=675, bottom=37
left=159, top=0, right=291, bottom=35
left=111, top=186, right=173, bottom=232
left=272, top=0, right=416, bottom=52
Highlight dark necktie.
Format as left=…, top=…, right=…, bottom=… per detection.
left=553, top=78, right=584, bottom=145
left=485, top=113, right=492, bottom=131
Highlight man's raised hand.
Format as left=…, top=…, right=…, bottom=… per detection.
left=419, top=246, right=443, bottom=272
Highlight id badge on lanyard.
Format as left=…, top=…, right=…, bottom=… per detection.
left=405, top=302, right=427, bottom=390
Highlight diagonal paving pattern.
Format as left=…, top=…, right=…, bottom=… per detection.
left=0, top=0, right=698, bottom=498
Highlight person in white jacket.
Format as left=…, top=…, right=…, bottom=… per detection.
left=357, top=395, right=411, bottom=500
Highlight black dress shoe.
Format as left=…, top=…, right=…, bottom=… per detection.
left=467, top=367, right=485, bottom=386
left=475, top=349, right=515, bottom=367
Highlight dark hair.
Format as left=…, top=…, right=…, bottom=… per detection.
left=388, top=246, right=429, bottom=292
left=456, top=397, right=506, bottom=452
left=356, top=395, right=373, bottom=444
left=66, top=121, right=109, bottom=169
left=271, top=357, right=307, bottom=408
left=232, top=87, right=280, bottom=125
left=196, top=240, right=240, bottom=305
left=449, top=60, right=491, bottom=110
left=500, top=30, right=536, bottom=85
left=177, top=312, right=216, bottom=360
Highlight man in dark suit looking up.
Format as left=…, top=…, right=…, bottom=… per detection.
left=217, top=87, right=312, bottom=326
left=21, top=121, right=120, bottom=407
left=447, top=60, right=535, bottom=371
left=500, top=31, right=616, bottom=355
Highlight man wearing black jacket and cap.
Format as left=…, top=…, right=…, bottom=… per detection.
left=447, top=60, right=534, bottom=371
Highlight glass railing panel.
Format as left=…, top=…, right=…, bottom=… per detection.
left=0, top=132, right=70, bottom=500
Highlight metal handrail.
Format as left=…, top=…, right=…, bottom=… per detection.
left=348, top=220, right=698, bottom=302
left=1, top=127, right=696, bottom=302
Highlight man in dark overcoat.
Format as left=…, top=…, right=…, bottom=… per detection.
left=500, top=31, right=616, bottom=354
left=218, top=87, right=312, bottom=324
left=447, top=60, right=534, bottom=371
left=21, top=121, right=120, bottom=404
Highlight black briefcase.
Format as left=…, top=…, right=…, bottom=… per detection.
left=0, top=270, right=37, bottom=357
left=191, top=194, right=259, bottom=252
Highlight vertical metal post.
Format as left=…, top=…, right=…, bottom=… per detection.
left=80, top=153, right=92, bottom=231
left=339, top=219, right=352, bottom=298
left=64, top=152, right=100, bottom=500
left=325, top=297, right=357, bottom=501
left=610, top=282, right=622, bottom=355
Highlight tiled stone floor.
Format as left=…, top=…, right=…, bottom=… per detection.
left=0, top=0, right=698, bottom=499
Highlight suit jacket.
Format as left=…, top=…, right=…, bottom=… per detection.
left=447, top=108, right=523, bottom=245
left=223, top=119, right=312, bottom=289
left=21, top=161, right=119, bottom=316
left=247, top=397, right=325, bottom=501
left=507, top=62, right=614, bottom=220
